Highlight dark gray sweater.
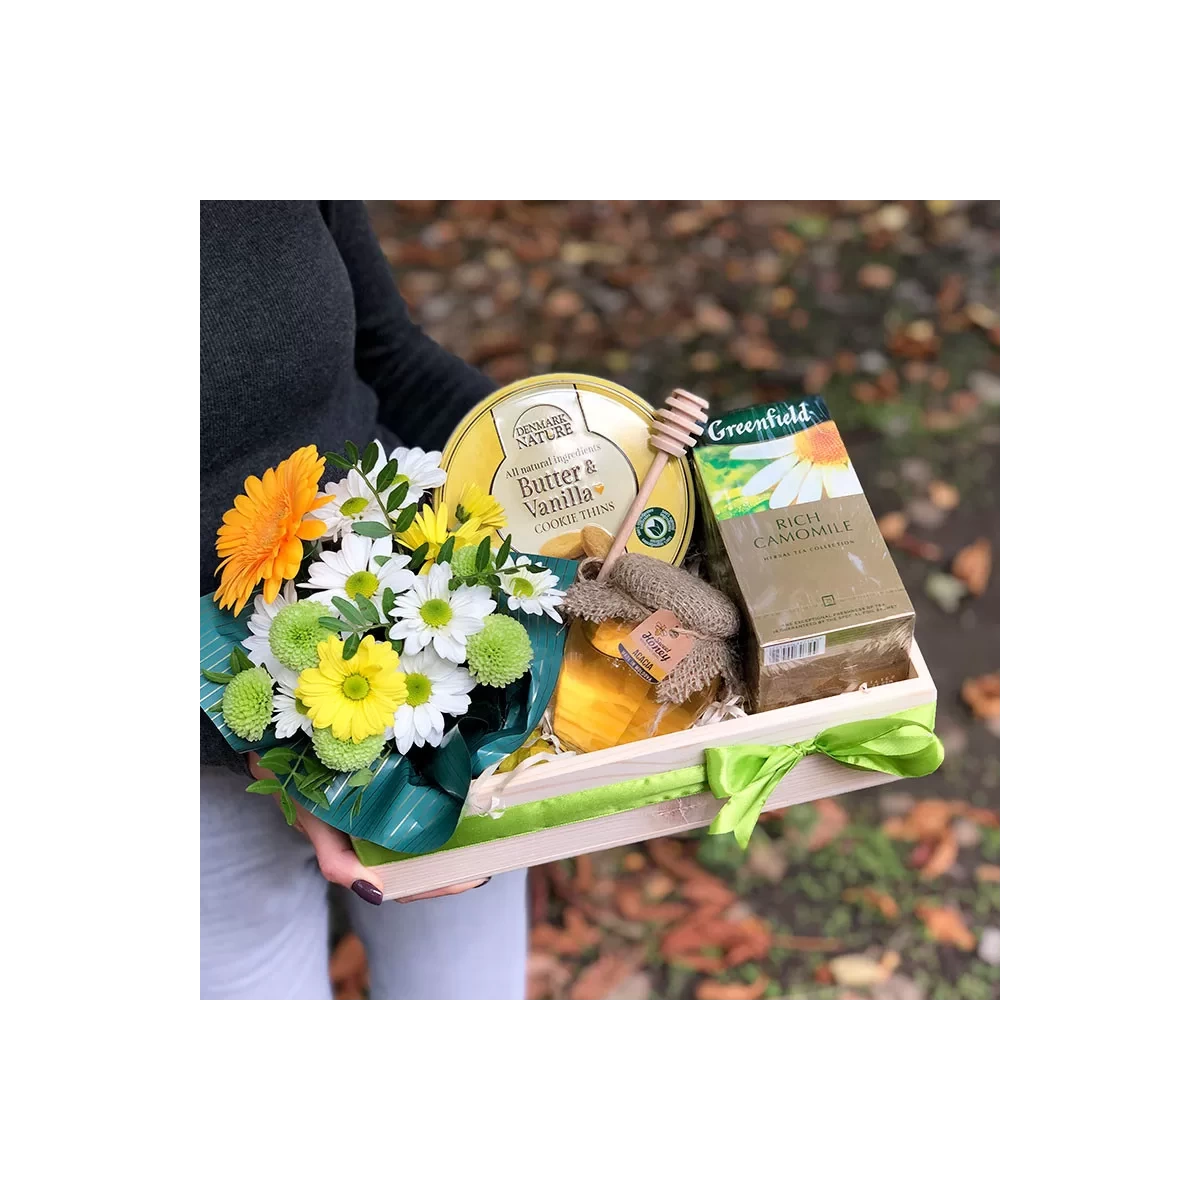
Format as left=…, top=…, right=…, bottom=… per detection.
left=201, top=201, right=494, bottom=771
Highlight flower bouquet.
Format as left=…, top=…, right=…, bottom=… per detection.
left=200, top=441, right=576, bottom=857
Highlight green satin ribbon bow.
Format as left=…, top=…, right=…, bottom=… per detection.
left=706, top=704, right=944, bottom=849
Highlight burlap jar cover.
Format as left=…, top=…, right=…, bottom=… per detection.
left=563, top=554, right=742, bottom=704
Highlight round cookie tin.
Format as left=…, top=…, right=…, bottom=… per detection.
left=436, top=374, right=695, bottom=567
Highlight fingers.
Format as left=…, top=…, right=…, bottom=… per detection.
left=400, top=878, right=491, bottom=903
left=293, top=806, right=386, bottom=905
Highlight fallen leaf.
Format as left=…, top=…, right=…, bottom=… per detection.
left=895, top=532, right=943, bottom=562
left=920, top=830, right=959, bottom=880
left=975, top=864, right=1001, bottom=884
left=680, top=876, right=737, bottom=908
left=915, top=904, right=977, bottom=951
left=884, top=799, right=965, bottom=841
left=526, top=951, right=572, bottom=1000
left=978, top=928, right=1001, bottom=965
left=928, top=480, right=960, bottom=510
left=926, top=572, right=969, bottom=613
left=829, top=953, right=895, bottom=988
left=872, top=973, right=925, bottom=1000
left=964, top=806, right=1000, bottom=828
left=962, top=673, right=1000, bottom=722
left=695, top=975, right=768, bottom=1000
left=878, top=511, right=908, bottom=542
left=812, top=964, right=835, bottom=984
left=807, top=796, right=848, bottom=850
left=621, top=852, right=646, bottom=872
left=615, top=883, right=689, bottom=924
left=606, top=970, right=653, bottom=1000
left=570, top=953, right=641, bottom=1000
left=843, top=887, right=900, bottom=920
left=952, top=537, right=993, bottom=596
left=572, top=854, right=595, bottom=893
left=858, top=263, right=896, bottom=289
left=329, top=933, right=367, bottom=987
left=643, top=871, right=676, bottom=902
left=747, top=836, right=789, bottom=883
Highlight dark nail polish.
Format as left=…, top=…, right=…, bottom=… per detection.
left=352, top=879, right=383, bottom=906
left=477, top=877, right=492, bottom=888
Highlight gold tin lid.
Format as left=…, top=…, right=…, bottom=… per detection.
left=436, top=373, right=695, bottom=567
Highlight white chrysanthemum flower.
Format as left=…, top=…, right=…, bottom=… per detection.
left=272, top=673, right=313, bottom=738
left=387, top=561, right=494, bottom=663
left=242, top=580, right=298, bottom=679
left=390, top=645, right=475, bottom=754
left=320, top=470, right=387, bottom=542
left=385, top=445, right=446, bottom=500
left=299, top=535, right=415, bottom=614
left=733, top=421, right=863, bottom=509
left=500, top=556, right=565, bottom=622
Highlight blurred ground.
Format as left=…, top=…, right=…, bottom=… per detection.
left=345, top=200, right=999, bottom=1000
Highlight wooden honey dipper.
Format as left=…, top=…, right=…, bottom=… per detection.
left=596, top=387, right=710, bottom=582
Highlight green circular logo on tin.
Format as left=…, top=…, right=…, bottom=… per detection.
left=636, top=507, right=676, bottom=548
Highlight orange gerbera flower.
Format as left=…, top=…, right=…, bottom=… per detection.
left=215, top=446, right=332, bottom=615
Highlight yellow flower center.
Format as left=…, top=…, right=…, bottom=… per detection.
left=344, top=571, right=379, bottom=600
left=340, top=496, right=370, bottom=517
left=799, top=421, right=849, bottom=467
left=511, top=577, right=535, bottom=598
left=420, top=598, right=452, bottom=628
left=342, top=674, right=370, bottom=700
left=404, top=672, right=432, bottom=707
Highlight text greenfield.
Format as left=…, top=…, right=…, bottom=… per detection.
left=703, top=398, right=830, bottom=444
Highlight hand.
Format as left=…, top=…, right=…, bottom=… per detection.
left=247, top=752, right=489, bottom=905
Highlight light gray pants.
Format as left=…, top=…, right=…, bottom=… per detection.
left=200, top=766, right=527, bottom=999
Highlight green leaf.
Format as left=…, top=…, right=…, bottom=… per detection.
left=331, top=595, right=361, bottom=625
left=256, top=747, right=296, bottom=773
left=386, top=481, right=410, bottom=512
left=350, top=794, right=363, bottom=820
left=407, top=543, right=429, bottom=573
left=375, top=459, right=398, bottom=492
left=393, top=503, right=417, bottom=533
left=381, top=587, right=396, bottom=617
left=318, top=616, right=350, bottom=633
left=279, top=794, right=297, bottom=825
left=351, top=521, right=392, bottom=539
left=297, top=778, right=331, bottom=808
left=475, top=536, right=492, bottom=572
left=361, top=441, right=379, bottom=474
left=495, top=534, right=512, bottom=568
left=527, top=562, right=548, bottom=572
left=228, top=646, right=254, bottom=675
left=344, top=440, right=359, bottom=464
left=202, top=668, right=234, bottom=685
left=326, top=451, right=351, bottom=471
left=424, top=724, right=473, bottom=800
left=436, top=534, right=456, bottom=564
left=347, top=768, right=375, bottom=787
left=456, top=503, right=471, bottom=523
left=343, top=632, right=361, bottom=660
left=246, top=778, right=282, bottom=795
left=354, top=594, right=379, bottom=624
left=448, top=577, right=462, bottom=591
left=374, top=555, right=391, bottom=567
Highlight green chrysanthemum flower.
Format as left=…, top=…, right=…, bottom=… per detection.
left=466, top=613, right=532, bottom=686
left=311, top=725, right=385, bottom=772
left=221, top=666, right=274, bottom=740
left=451, top=541, right=491, bottom=579
left=269, top=600, right=334, bottom=671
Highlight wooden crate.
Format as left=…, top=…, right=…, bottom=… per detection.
left=375, top=640, right=936, bottom=899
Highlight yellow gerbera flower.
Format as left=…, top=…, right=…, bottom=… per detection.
left=732, top=421, right=862, bottom=509
left=455, top=483, right=506, bottom=534
left=215, top=446, right=332, bottom=615
left=397, top=502, right=485, bottom=570
left=296, top=635, right=407, bottom=743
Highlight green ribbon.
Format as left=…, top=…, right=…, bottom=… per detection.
left=706, top=703, right=943, bottom=849
left=355, top=703, right=942, bottom=866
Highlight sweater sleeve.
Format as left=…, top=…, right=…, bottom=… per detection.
left=320, top=202, right=496, bottom=450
